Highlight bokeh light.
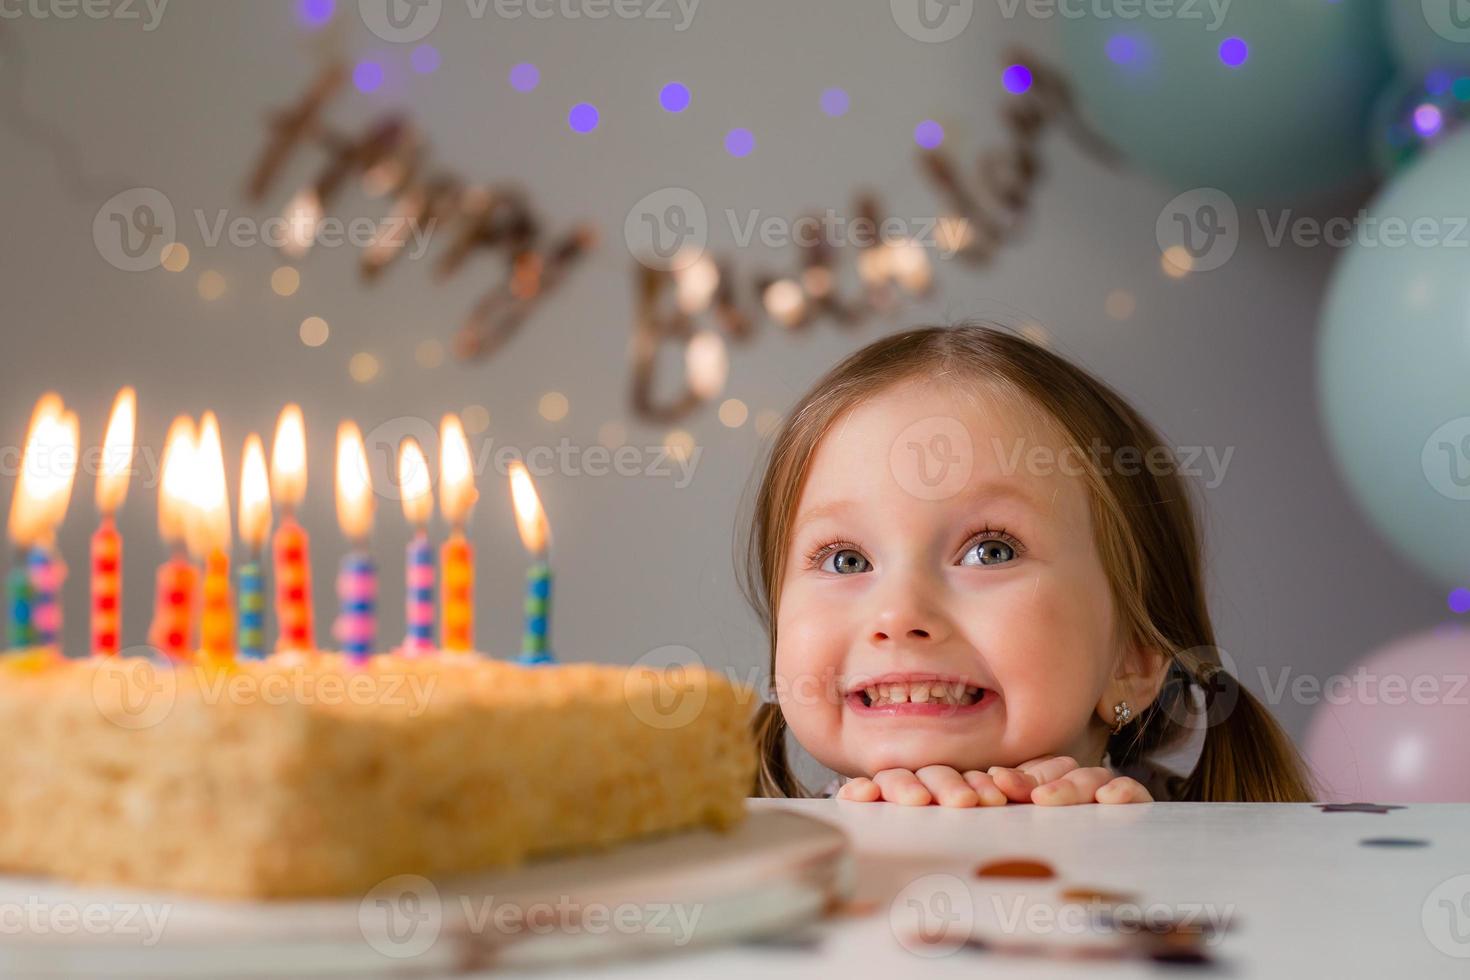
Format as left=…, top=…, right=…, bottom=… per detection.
left=353, top=60, right=385, bottom=93
left=299, top=316, right=329, bottom=347
left=1002, top=64, right=1033, bottom=94
left=1219, top=37, right=1249, bottom=68
left=913, top=119, right=944, bottom=149
left=415, top=339, right=444, bottom=368
left=660, top=82, right=690, bottom=113
left=1450, top=588, right=1470, bottom=614
left=1413, top=104, right=1444, bottom=137
left=820, top=87, right=850, bottom=117
left=160, top=243, right=189, bottom=273
left=297, top=0, right=333, bottom=29
left=348, top=352, right=380, bottom=383
left=568, top=103, right=600, bottom=133
left=539, top=391, right=569, bottom=421
left=197, top=270, right=226, bottom=301
left=509, top=62, right=540, bottom=92
left=271, top=266, right=300, bottom=297
left=411, top=45, right=440, bottom=74
left=725, top=127, right=755, bottom=157
left=718, top=398, right=748, bottom=428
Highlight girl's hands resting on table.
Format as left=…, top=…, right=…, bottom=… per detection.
left=834, top=756, right=1153, bottom=807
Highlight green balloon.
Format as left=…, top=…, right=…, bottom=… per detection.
left=1319, top=126, right=1470, bottom=588
left=1058, top=0, right=1390, bottom=202
left=1388, top=0, right=1470, bottom=76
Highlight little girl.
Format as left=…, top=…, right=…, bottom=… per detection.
left=745, top=325, right=1314, bottom=806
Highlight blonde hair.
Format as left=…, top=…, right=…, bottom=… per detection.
left=742, top=324, right=1314, bottom=802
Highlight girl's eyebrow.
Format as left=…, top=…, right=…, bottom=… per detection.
left=793, top=481, right=1044, bottom=535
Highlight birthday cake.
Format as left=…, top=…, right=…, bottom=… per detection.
left=0, top=651, right=755, bottom=899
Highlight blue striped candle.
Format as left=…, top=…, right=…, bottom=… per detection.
left=237, top=557, right=266, bottom=659
left=403, top=530, right=435, bottom=655
left=335, top=550, right=376, bottom=661
left=27, top=546, right=63, bottom=648
left=518, top=558, right=554, bottom=664
left=7, top=557, right=36, bottom=649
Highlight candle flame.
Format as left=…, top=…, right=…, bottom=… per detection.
left=398, top=437, right=433, bottom=527
left=239, top=433, right=272, bottom=550
left=186, top=412, right=231, bottom=560
left=509, top=461, right=549, bottom=554
left=439, top=413, right=477, bottom=526
left=270, top=404, right=307, bottom=510
left=686, top=331, right=728, bottom=400
left=96, top=386, right=136, bottom=514
left=336, top=420, right=374, bottom=541
left=158, top=415, right=198, bottom=546
left=8, top=394, right=79, bottom=547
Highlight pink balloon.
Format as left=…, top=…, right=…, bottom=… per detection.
left=1303, top=625, right=1470, bottom=803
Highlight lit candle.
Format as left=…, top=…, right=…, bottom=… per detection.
left=192, top=413, right=233, bottom=662
left=508, top=461, right=554, bottom=665
left=237, top=434, right=271, bottom=659
left=334, top=421, right=376, bottom=661
left=271, top=404, right=314, bottom=653
left=92, top=387, right=135, bottom=656
left=148, top=416, right=198, bottom=661
left=7, top=394, right=79, bottom=652
left=439, top=414, right=477, bottom=653
left=399, top=437, right=435, bottom=656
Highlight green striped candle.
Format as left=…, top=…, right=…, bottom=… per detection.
left=519, top=558, right=553, bottom=664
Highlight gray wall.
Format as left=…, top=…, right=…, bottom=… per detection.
left=0, top=1, right=1441, bottom=788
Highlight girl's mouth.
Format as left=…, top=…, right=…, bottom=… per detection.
left=844, top=677, right=996, bottom=717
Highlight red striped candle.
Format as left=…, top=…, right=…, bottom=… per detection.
left=273, top=516, right=313, bottom=652
left=91, top=518, right=122, bottom=656
left=148, top=553, right=197, bottom=661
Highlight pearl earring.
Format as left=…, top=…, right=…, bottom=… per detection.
left=1111, top=701, right=1133, bottom=734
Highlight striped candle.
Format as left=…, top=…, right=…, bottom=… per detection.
left=91, top=517, right=122, bottom=656
left=148, top=552, right=197, bottom=661
left=441, top=533, right=472, bottom=652
left=200, top=549, right=233, bottom=659
left=403, top=531, right=435, bottom=655
left=238, top=557, right=266, bottom=658
left=7, top=558, right=36, bottom=649
left=273, top=516, right=314, bottom=652
left=28, top=546, right=64, bottom=648
left=519, top=558, right=553, bottom=664
left=335, top=551, right=376, bottom=660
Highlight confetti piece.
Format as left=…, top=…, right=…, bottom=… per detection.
left=1317, top=803, right=1406, bottom=814
left=976, top=858, right=1055, bottom=879
left=1360, top=837, right=1430, bottom=848
left=1060, top=887, right=1138, bottom=905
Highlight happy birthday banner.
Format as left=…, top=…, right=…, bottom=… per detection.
left=246, top=49, right=1109, bottom=423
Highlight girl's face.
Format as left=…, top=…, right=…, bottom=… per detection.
left=775, top=381, right=1137, bottom=777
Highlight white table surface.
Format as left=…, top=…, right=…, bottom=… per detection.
left=537, top=797, right=1470, bottom=980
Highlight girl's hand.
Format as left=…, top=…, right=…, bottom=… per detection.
left=835, top=766, right=1010, bottom=807
left=987, top=756, right=1153, bottom=805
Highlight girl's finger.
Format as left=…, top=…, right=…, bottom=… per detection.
left=986, top=766, right=1040, bottom=802
left=873, top=768, right=932, bottom=806
left=915, top=766, right=980, bottom=807
left=835, top=777, right=880, bottom=802
left=1095, top=776, right=1153, bottom=804
left=961, top=770, right=1008, bottom=806
left=1015, top=755, right=1080, bottom=785
left=1032, top=767, right=1114, bottom=806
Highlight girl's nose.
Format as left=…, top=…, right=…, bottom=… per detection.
left=869, top=593, right=952, bottom=646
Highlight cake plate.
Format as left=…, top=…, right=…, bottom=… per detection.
left=0, top=805, right=851, bottom=976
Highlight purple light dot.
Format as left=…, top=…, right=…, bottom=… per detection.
left=298, top=0, right=334, bottom=29
left=1426, top=69, right=1453, bottom=97
left=353, top=60, right=385, bottom=93
left=820, top=87, right=850, bottom=117
left=659, top=82, right=690, bottom=113
left=1106, top=33, right=1143, bottom=66
left=1002, top=64, right=1033, bottom=95
left=1449, top=588, right=1470, bottom=614
left=1218, top=37, right=1249, bottom=68
left=913, top=119, right=944, bottom=150
left=509, top=62, right=540, bottom=92
left=725, top=127, right=755, bottom=157
left=410, top=44, right=440, bottom=74
left=1414, top=103, right=1445, bottom=137
left=568, top=103, right=600, bottom=133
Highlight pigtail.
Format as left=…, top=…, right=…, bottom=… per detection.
left=1176, top=662, right=1316, bottom=802
left=751, top=700, right=810, bottom=798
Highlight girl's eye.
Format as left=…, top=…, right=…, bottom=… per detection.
left=821, top=549, right=871, bottom=574
left=960, top=537, right=1017, bottom=567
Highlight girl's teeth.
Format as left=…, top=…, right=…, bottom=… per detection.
left=857, top=682, right=984, bottom=706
